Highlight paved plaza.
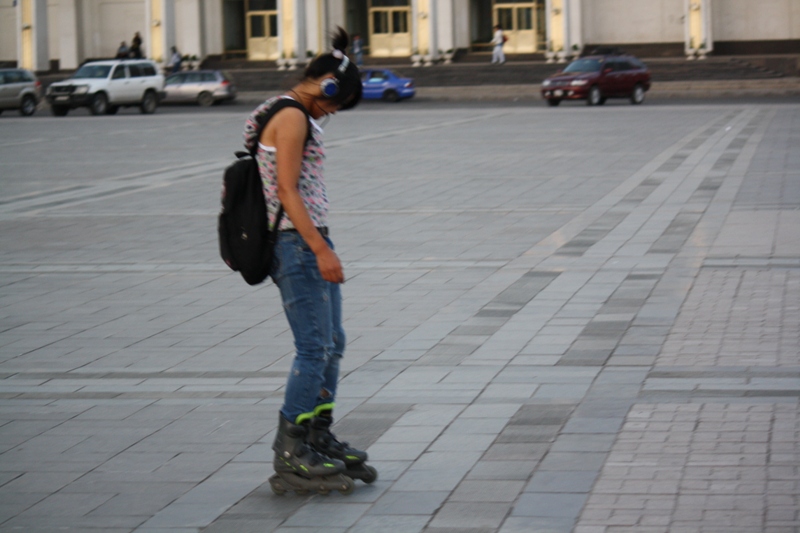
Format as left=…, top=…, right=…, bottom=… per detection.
left=1, top=99, right=799, bottom=533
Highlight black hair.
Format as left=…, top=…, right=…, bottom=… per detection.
left=304, top=27, right=362, bottom=111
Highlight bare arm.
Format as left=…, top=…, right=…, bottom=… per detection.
left=262, top=107, right=344, bottom=284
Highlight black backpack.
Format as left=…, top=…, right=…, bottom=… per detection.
left=218, top=98, right=310, bottom=285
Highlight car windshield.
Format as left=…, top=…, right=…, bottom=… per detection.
left=73, top=65, right=112, bottom=79
left=563, top=59, right=602, bottom=73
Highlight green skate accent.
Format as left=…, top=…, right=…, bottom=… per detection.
left=313, top=403, right=335, bottom=416
left=294, top=411, right=315, bottom=425
left=346, top=455, right=359, bottom=460
left=299, top=464, right=308, bottom=473
left=324, top=463, right=335, bottom=468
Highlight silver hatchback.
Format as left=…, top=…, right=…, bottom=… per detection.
left=161, top=70, right=237, bottom=106
left=0, top=68, right=41, bottom=116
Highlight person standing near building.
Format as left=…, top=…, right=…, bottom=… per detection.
left=130, top=32, right=143, bottom=59
left=168, top=46, right=182, bottom=73
left=352, top=34, right=364, bottom=67
left=242, top=27, right=376, bottom=495
left=116, top=42, right=129, bottom=59
left=491, top=24, right=506, bottom=64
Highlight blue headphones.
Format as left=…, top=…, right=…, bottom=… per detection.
left=319, top=53, right=350, bottom=98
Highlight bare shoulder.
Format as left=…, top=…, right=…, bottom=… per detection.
left=261, top=104, right=307, bottom=144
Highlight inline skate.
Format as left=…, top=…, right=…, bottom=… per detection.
left=308, top=408, right=378, bottom=484
left=269, top=415, right=355, bottom=495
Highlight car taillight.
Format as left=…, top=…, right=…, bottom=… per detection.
left=221, top=79, right=230, bottom=86
left=35, top=80, right=41, bottom=89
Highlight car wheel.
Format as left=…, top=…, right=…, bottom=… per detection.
left=197, top=91, right=214, bottom=107
left=547, top=99, right=561, bottom=107
left=140, top=91, right=157, bottom=114
left=382, top=90, right=399, bottom=103
left=587, top=86, right=602, bottom=106
left=20, top=95, right=37, bottom=116
left=90, top=93, right=108, bottom=115
left=106, top=105, right=119, bottom=115
left=630, top=84, right=645, bottom=105
left=51, top=105, right=69, bottom=116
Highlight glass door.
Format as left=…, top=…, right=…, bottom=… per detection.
left=493, top=0, right=544, bottom=53
left=247, top=0, right=279, bottom=60
left=369, top=0, right=411, bottom=57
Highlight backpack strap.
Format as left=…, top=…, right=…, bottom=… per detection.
left=249, top=97, right=312, bottom=158
left=251, top=97, right=312, bottom=232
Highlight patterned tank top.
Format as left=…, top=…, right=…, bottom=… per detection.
left=242, top=96, right=327, bottom=231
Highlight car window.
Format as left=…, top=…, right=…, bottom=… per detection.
left=128, top=64, right=142, bottom=77
left=563, top=59, right=601, bottom=73
left=185, top=72, right=203, bottom=83
left=74, top=64, right=112, bottom=79
left=0, top=72, right=6, bottom=84
left=368, top=72, right=387, bottom=82
left=111, top=65, right=127, bottom=79
left=141, top=64, right=157, bottom=76
left=21, top=70, right=34, bottom=82
left=202, top=72, right=216, bottom=82
left=5, top=70, right=24, bottom=83
left=629, top=57, right=645, bottom=69
left=165, top=74, right=184, bottom=85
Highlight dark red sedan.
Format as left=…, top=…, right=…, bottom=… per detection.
left=541, top=54, right=651, bottom=107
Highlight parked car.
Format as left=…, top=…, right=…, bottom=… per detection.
left=46, top=59, right=164, bottom=116
left=0, top=68, right=41, bottom=116
left=161, top=70, right=237, bottom=106
left=361, top=69, right=415, bottom=102
left=541, top=54, right=651, bottom=106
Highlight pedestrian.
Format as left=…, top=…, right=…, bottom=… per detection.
left=168, top=46, right=182, bottom=73
left=116, top=41, right=129, bottom=59
left=491, top=24, right=506, bottom=64
left=241, top=27, right=376, bottom=496
left=352, top=34, right=364, bottom=67
left=130, top=32, right=143, bottom=59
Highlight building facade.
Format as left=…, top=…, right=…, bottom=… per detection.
left=2, top=0, right=799, bottom=70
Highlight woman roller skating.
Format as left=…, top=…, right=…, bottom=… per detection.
left=242, top=27, right=376, bottom=496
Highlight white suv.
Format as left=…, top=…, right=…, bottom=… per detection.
left=46, top=59, right=164, bottom=116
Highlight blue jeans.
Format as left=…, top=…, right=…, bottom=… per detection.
left=271, top=231, right=345, bottom=424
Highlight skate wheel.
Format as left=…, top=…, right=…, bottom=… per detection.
left=338, top=477, right=355, bottom=495
left=362, top=465, right=378, bottom=484
left=269, top=476, right=287, bottom=495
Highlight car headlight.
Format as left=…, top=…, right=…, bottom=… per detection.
left=542, top=80, right=551, bottom=87
left=570, top=80, right=588, bottom=86
left=73, top=85, right=90, bottom=95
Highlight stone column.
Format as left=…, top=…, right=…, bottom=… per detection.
left=56, top=0, right=80, bottom=69
left=18, top=0, right=49, bottom=71
left=685, top=0, right=713, bottom=59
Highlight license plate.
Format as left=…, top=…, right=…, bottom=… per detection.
left=553, top=90, right=564, bottom=97
left=55, top=96, right=69, bottom=102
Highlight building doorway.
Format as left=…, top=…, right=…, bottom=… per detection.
left=493, top=0, right=545, bottom=53
left=368, top=0, right=411, bottom=57
left=246, top=0, right=279, bottom=60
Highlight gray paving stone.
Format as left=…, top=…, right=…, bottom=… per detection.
left=1, top=102, right=797, bottom=533
left=513, top=492, right=590, bottom=518
left=367, top=490, right=449, bottom=515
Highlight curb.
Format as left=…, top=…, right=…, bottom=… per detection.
left=236, top=78, right=800, bottom=105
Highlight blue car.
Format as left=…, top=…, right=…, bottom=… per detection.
left=360, top=69, right=415, bottom=102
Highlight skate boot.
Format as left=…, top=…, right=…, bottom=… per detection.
left=269, top=415, right=355, bottom=496
left=309, top=408, right=378, bottom=484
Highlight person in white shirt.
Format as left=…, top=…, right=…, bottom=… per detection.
left=491, top=24, right=506, bottom=64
